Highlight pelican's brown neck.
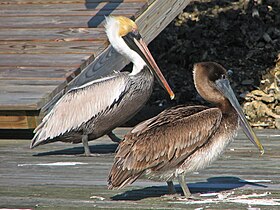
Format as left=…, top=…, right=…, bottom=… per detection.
left=193, top=62, right=231, bottom=112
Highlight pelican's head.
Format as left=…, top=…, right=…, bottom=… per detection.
left=105, top=16, right=174, bottom=100
left=105, top=16, right=140, bottom=56
left=194, top=62, right=264, bottom=155
left=116, top=16, right=138, bottom=37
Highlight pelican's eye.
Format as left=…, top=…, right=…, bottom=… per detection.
left=127, top=29, right=141, bottom=40
left=132, top=27, right=138, bottom=34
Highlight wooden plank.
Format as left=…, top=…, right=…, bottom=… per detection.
left=0, top=2, right=145, bottom=11
left=0, top=54, right=93, bottom=67
left=0, top=95, right=43, bottom=110
left=0, top=102, right=39, bottom=111
left=0, top=67, right=76, bottom=80
left=0, top=3, right=147, bottom=16
left=0, top=28, right=107, bottom=41
left=0, top=80, right=66, bottom=110
left=65, top=46, right=127, bottom=90
left=0, top=79, right=63, bottom=86
left=0, top=0, right=147, bottom=5
left=137, top=0, right=191, bottom=43
left=0, top=9, right=141, bottom=17
left=0, top=93, right=52, bottom=110
left=0, top=41, right=107, bottom=54
left=0, top=86, right=56, bottom=100
left=0, top=111, right=39, bottom=129
left=0, top=116, right=37, bottom=129
left=0, top=15, right=138, bottom=29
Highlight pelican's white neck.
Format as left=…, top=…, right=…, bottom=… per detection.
left=105, top=17, right=146, bottom=75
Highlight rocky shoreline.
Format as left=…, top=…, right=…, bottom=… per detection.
left=144, top=0, right=280, bottom=129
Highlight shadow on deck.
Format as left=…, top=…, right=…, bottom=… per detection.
left=33, top=143, right=118, bottom=156
left=111, top=176, right=268, bottom=201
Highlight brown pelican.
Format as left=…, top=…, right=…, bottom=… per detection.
left=30, top=16, right=174, bottom=156
left=108, top=62, right=264, bottom=198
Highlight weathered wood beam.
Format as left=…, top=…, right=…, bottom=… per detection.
left=0, top=0, right=147, bottom=4
left=0, top=111, right=40, bottom=129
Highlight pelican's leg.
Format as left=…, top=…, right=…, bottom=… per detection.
left=178, top=174, right=191, bottom=198
left=107, top=131, right=121, bottom=143
left=167, top=181, right=176, bottom=194
left=82, top=134, right=92, bottom=156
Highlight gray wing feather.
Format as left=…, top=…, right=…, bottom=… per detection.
left=31, top=73, right=129, bottom=148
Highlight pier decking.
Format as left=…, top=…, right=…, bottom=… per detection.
left=0, top=128, right=279, bottom=209
left=0, top=0, right=191, bottom=129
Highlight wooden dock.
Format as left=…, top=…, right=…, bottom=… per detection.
left=0, top=0, right=191, bottom=129
left=0, top=128, right=279, bottom=209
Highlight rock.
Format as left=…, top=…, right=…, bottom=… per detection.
left=252, top=8, right=260, bottom=18
left=263, top=33, right=272, bottom=43
left=260, top=95, right=275, bottom=103
left=145, top=0, right=280, bottom=129
left=243, top=102, right=257, bottom=119
left=241, top=79, right=254, bottom=85
left=275, top=118, right=280, bottom=129
left=251, top=90, right=265, bottom=96
left=275, top=93, right=280, bottom=100
left=275, top=106, right=280, bottom=114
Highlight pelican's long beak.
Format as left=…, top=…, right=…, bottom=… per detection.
left=123, top=33, right=175, bottom=100
left=216, top=78, right=264, bottom=155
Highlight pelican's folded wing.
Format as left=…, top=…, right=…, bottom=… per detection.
left=31, top=73, right=130, bottom=148
left=108, top=106, right=222, bottom=189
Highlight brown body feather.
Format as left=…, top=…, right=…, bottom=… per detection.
left=108, top=105, right=228, bottom=189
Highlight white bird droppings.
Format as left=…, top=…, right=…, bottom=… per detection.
left=18, top=162, right=88, bottom=167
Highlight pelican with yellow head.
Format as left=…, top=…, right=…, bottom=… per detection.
left=31, top=16, right=174, bottom=156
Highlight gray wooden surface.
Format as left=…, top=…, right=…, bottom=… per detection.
left=0, top=0, right=191, bottom=129
left=0, top=128, right=279, bottom=209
